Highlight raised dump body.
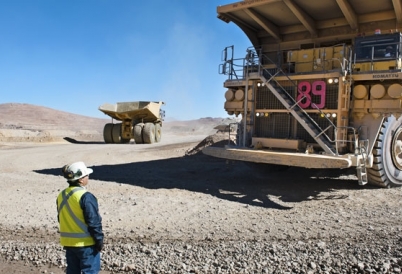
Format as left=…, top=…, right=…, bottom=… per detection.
left=99, top=101, right=164, bottom=144
left=203, top=0, right=402, bottom=188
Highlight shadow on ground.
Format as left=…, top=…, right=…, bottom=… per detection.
left=35, top=149, right=371, bottom=210
left=63, top=137, right=104, bottom=144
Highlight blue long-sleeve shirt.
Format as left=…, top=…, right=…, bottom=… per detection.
left=80, top=192, right=104, bottom=245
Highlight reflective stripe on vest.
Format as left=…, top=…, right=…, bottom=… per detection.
left=57, top=187, right=95, bottom=246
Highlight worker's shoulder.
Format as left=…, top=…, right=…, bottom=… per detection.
left=81, top=191, right=99, bottom=202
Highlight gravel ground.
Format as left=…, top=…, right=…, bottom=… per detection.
left=1, top=103, right=402, bottom=273
left=1, top=136, right=402, bottom=273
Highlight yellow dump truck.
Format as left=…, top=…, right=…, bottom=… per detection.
left=99, top=101, right=165, bottom=144
left=203, top=0, right=402, bottom=187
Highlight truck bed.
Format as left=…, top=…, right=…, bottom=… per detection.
left=99, top=101, right=164, bottom=122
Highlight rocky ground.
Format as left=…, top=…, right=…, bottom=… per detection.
left=0, top=103, right=402, bottom=273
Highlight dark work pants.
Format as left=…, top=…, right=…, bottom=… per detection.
left=65, top=246, right=100, bottom=274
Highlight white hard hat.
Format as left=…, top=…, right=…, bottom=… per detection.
left=62, top=161, right=93, bottom=181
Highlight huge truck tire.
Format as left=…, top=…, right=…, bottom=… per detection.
left=103, top=123, right=114, bottom=143
left=155, top=123, right=162, bottom=143
left=367, top=115, right=402, bottom=188
left=133, top=123, right=144, bottom=144
left=112, top=123, right=122, bottom=143
left=143, top=123, right=155, bottom=144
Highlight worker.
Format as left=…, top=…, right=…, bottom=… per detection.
left=57, top=161, right=104, bottom=274
left=246, top=48, right=255, bottom=64
left=385, top=46, right=393, bottom=57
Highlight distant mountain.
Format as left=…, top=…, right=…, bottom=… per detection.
left=0, top=103, right=239, bottom=135
left=0, top=103, right=109, bottom=132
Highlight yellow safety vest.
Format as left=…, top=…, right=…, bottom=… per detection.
left=57, top=186, right=95, bottom=247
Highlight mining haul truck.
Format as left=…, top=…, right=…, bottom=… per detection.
left=203, top=0, right=402, bottom=187
left=99, top=101, right=164, bottom=144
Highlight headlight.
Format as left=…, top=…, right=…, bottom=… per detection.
left=328, top=79, right=333, bottom=84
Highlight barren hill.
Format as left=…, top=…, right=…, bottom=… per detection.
left=0, top=103, right=238, bottom=143
left=0, top=103, right=109, bottom=131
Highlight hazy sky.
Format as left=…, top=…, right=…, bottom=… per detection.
left=0, top=0, right=251, bottom=120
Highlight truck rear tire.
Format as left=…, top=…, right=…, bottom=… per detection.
left=103, top=123, right=114, bottom=143
left=133, top=123, right=144, bottom=144
left=367, top=115, right=402, bottom=187
left=143, top=123, right=155, bottom=144
left=155, top=123, right=162, bottom=143
left=112, top=123, right=122, bottom=143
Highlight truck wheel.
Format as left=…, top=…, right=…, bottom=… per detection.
left=143, top=123, right=155, bottom=144
left=367, top=115, right=402, bottom=187
left=133, top=123, right=144, bottom=144
left=155, top=123, right=162, bottom=142
left=112, top=123, right=122, bottom=143
left=103, top=123, right=114, bottom=143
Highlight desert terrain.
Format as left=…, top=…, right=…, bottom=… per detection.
left=0, top=103, right=402, bottom=273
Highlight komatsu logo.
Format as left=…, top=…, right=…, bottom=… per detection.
left=373, top=73, right=399, bottom=79
left=225, top=80, right=246, bottom=87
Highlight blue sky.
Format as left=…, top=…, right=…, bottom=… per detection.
left=0, top=1, right=251, bottom=120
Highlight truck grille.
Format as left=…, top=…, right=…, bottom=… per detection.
left=254, top=113, right=335, bottom=144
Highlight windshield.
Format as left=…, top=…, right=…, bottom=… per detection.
left=354, top=33, right=401, bottom=61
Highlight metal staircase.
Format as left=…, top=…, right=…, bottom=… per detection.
left=246, top=52, right=338, bottom=156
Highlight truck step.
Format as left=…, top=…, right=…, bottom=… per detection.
left=356, top=167, right=368, bottom=185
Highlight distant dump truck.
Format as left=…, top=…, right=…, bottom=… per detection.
left=99, top=101, right=165, bottom=144
left=203, top=0, right=402, bottom=188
